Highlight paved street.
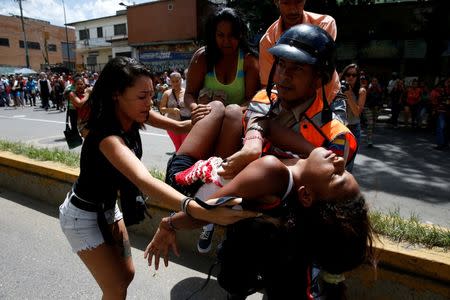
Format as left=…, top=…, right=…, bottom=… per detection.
left=0, top=188, right=264, bottom=299
left=0, top=105, right=449, bottom=227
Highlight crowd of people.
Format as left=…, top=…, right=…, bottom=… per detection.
left=337, top=68, right=450, bottom=151
left=1, top=1, right=448, bottom=299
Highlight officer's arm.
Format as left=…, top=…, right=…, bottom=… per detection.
left=266, top=119, right=315, bottom=158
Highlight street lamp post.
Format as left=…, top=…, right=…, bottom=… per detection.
left=62, top=0, right=72, bottom=71
left=16, top=0, right=30, bottom=68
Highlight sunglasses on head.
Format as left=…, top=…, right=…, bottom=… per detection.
left=345, top=73, right=357, bottom=78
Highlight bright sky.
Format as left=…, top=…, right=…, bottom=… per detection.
left=1, top=0, right=153, bottom=27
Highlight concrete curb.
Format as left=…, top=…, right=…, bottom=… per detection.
left=1, top=151, right=449, bottom=299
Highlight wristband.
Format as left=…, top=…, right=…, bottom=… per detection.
left=181, top=196, right=193, bottom=217
left=246, top=124, right=265, bottom=134
left=243, top=135, right=265, bottom=143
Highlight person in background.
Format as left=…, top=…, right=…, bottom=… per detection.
left=432, top=77, right=450, bottom=150
left=67, top=75, right=91, bottom=138
left=12, top=75, right=24, bottom=108
left=38, top=72, right=52, bottom=111
left=365, top=77, right=383, bottom=147
left=404, top=78, right=422, bottom=128
left=159, top=71, right=190, bottom=151
left=258, top=0, right=347, bottom=124
left=58, top=57, right=257, bottom=299
left=340, top=64, right=366, bottom=171
left=26, top=75, right=37, bottom=107
left=1, top=75, right=10, bottom=107
left=390, top=78, right=406, bottom=129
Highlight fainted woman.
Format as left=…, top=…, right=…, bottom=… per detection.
left=145, top=147, right=375, bottom=299
left=58, top=57, right=258, bottom=300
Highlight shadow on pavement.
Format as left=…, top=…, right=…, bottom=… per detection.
left=355, top=123, right=450, bottom=205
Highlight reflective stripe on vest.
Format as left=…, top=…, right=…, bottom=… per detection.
left=248, top=89, right=358, bottom=164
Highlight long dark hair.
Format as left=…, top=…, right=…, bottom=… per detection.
left=87, top=57, right=151, bottom=131
left=295, top=193, right=375, bottom=299
left=341, top=63, right=362, bottom=97
left=204, top=7, right=255, bottom=72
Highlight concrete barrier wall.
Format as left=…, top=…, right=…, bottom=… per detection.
left=1, top=151, right=449, bottom=299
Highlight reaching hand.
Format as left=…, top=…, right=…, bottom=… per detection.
left=144, top=222, right=179, bottom=270
left=218, top=149, right=260, bottom=179
left=190, top=104, right=211, bottom=125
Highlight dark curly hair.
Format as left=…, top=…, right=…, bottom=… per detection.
left=87, top=57, right=152, bottom=131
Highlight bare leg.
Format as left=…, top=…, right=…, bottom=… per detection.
left=77, top=219, right=134, bottom=300
left=214, top=104, right=243, bottom=159
left=177, top=100, right=225, bottom=159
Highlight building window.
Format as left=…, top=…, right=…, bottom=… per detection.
left=97, top=27, right=103, bottom=38
left=87, top=55, right=97, bottom=66
left=19, top=40, right=40, bottom=50
left=114, top=23, right=127, bottom=36
left=79, top=29, right=90, bottom=40
left=48, top=44, right=57, bottom=52
left=0, top=38, right=9, bottom=47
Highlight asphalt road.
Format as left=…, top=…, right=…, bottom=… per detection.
left=1, top=105, right=449, bottom=227
left=0, top=188, right=264, bottom=299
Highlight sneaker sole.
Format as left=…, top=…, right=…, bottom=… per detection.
left=197, top=243, right=212, bottom=254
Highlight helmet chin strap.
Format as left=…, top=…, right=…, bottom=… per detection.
left=321, top=80, right=332, bottom=124
left=266, top=61, right=278, bottom=113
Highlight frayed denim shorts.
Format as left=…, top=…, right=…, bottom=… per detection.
left=59, top=192, right=123, bottom=253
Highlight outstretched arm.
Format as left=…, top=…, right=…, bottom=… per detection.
left=146, top=110, right=192, bottom=134
left=145, top=155, right=290, bottom=268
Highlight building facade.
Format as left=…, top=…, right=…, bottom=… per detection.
left=0, top=14, right=77, bottom=72
left=67, top=10, right=132, bottom=72
left=126, top=0, right=205, bottom=73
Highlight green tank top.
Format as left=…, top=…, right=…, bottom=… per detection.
left=203, top=49, right=245, bottom=105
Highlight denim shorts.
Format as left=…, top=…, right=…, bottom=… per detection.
left=59, top=192, right=123, bottom=253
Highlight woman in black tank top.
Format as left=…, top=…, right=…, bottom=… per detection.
left=58, top=57, right=258, bottom=298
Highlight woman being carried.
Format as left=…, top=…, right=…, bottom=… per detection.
left=146, top=147, right=374, bottom=299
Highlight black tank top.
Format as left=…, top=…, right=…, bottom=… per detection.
left=73, top=124, right=142, bottom=210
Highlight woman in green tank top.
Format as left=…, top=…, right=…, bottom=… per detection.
left=183, top=7, right=260, bottom=127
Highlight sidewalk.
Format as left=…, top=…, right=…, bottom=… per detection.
left=354, top=121, right=450, bottom=227
left=0, top=188, right=263, bottom=299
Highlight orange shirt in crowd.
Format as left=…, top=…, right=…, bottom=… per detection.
left=259, top=11, right=339, bottom=102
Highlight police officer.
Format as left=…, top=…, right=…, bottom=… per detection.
left=220, top=24, right=357, bottom=178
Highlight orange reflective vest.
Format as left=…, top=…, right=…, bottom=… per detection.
left=248, top=89, right=358, bottom=164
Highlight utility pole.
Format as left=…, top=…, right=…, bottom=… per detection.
left=16, top=0, right=30, bottom=68
left=62, top=0, right=72, bottom=71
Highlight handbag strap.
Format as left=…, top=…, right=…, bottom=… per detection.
left=192, top=196, right=239, bottom=210
left=65, top=103, right=71, bottom=130
left=171, top=89, right=180, bottom=108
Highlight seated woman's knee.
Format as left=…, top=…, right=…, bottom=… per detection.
left=209, top=100, right=226, bottom=115
left=224, top=104, right=242, bottom=121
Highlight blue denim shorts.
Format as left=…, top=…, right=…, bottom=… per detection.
left=59, top=192, right=123, bottom=253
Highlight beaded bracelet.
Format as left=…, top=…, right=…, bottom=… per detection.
left=243, top=135, right=265, bottom=143
left=246, top=124, right=265, bottom=134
